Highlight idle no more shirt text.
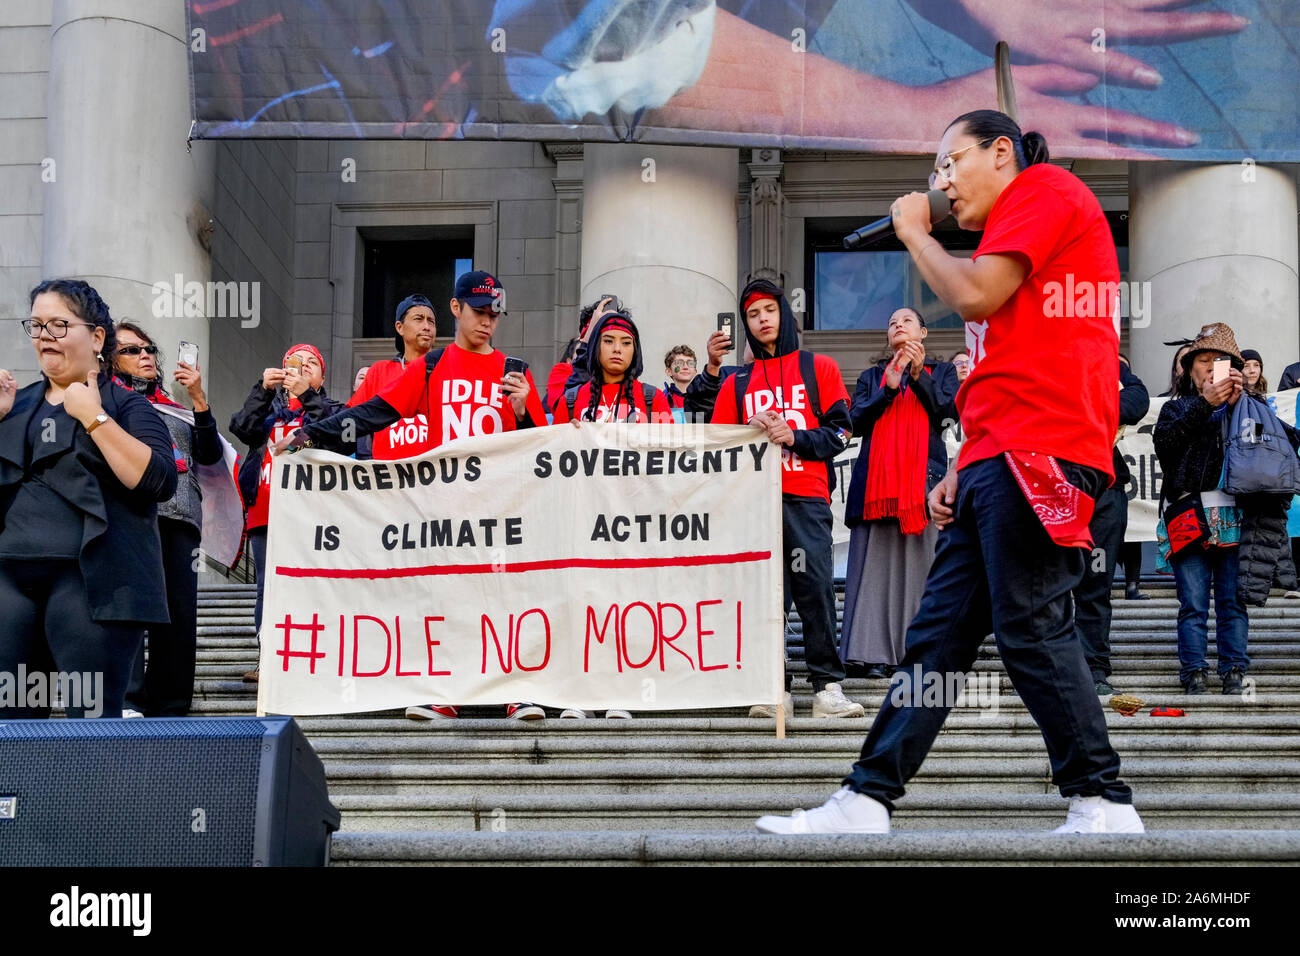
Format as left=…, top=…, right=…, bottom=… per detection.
left=376, top=343, right=548, bottom=447
left=350, top=358, right=432, bottom=458
left=248, top=416, right=301, bottom=529
left=709, top=352, right=850, bottom=501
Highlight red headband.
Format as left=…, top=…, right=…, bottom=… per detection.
left=599, top=315, right=636, bottom=337
left=743, top=291, right=778, bottom=314
left=283, top=343, right=325, bottom=375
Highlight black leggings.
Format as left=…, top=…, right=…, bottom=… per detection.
left=125, top=519, right=200, bottom=716
left=0, top=560, right=142, bottom=718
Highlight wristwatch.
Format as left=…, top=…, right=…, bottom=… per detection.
left=84, top=412, right=110, bottom=434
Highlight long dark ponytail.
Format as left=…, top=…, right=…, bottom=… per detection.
left=946, top=109, right=1049, bottom=171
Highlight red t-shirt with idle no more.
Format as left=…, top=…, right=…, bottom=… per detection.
left=956, top=162, right=1120, bottom=480
left=709, top=351, right=850, bottom=502
left=374, top=342, right=548, bottom=448
left=348, top=358, right=433, bottom=459
left=551, top=381, right=674, bottom=424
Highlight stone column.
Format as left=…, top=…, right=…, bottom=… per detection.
left=547, top=143, right=584, bottom=357
left=1128, top=162, right=1299, bottom=394
left=748, top=148, right=784, bottom=284
left=580, top=144, right=738, bottom=381
left=43, top=0, right=216, bottom=376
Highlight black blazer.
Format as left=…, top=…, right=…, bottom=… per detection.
left=844, top=359, right=960, bottom=528
left=0, top=378, right=178, bottom=623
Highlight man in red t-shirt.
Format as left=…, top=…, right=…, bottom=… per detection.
left=277, top=271, right=547, bottom=722
left=692, top=278, right=861, bottom=721
left=348, top=293, right=438, bottom=459
left=759, top=111, right=1140, bottom=837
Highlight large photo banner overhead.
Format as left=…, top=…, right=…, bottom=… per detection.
left=188, top=0, right=1298, bottom=159
left=257, top=423, right=784, bottom=717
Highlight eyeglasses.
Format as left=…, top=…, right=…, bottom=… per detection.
left=22, top=318, right=96, bottom=339
left=118, top=344, right=160, bottom=356
left=671, top=361, right=697, bottom=372
left=929, top=138, right=995, bottom=189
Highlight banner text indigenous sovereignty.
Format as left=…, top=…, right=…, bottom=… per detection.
left=257, top=424, right=784, bottom=716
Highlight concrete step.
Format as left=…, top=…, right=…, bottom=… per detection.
left=290, top=713, right=1300, bottom=738
left=331, top=791, right=1300, bottom=833
left=317, top=756, right=1300, bottom=795
left=328, top=828, right=1300, bottom=865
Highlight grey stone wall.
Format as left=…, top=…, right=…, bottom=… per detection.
left=0, top=0, right=51, bottom=385
left=209, top=140, right=299, bottom=422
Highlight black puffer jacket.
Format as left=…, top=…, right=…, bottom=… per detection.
left=1154, top=394, right=1299, bottom=606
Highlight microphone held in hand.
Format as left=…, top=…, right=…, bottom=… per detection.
left=843, top=190, right=952, bottom=250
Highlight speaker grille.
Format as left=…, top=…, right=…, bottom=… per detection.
left=0, top=718, right=270, bottom=866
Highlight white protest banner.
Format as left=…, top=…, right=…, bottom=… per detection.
left=256, top=423, right=784, bottom=716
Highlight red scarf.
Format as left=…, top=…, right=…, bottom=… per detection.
left=861, top=367, right=931, bottom=536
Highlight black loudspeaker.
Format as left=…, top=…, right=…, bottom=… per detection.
left=0, top=716, right=340, bottom=866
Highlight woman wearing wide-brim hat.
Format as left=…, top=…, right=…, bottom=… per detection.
left=1153, top=322, right=1263, bottom=696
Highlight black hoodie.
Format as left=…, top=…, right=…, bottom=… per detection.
left=560, top=311, right=663, bottom=422
left=699, top=278, right=852, bottom=500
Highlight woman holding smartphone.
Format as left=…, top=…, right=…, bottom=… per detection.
left=113, top=322, right=225, bottom=716
left=230, top=343, right=346, bottom=680
left=1153, top=324, right=1253, bottom=695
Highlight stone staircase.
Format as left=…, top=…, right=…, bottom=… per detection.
left=192, top=579, right=1300, bottom=865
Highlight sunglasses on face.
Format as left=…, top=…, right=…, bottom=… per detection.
left=118, top=345, right=160, bottom=356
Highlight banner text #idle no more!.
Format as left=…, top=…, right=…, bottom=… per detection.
left=258, top=424, right=785, bottom=716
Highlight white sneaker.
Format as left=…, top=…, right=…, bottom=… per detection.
left=559, top=708, right=590, bottom=719
left=749, top=692, right=793, bottom=719
left=604, top=709, right=632, bottom=719
left=121, top=709, right=144, bottom=719
left=506, top=702, right=546, bottom=720
left=812, top=683, right=866, bottom=718
left=1053, top=795, right=1145, bottom=833
left=756, top=787, right=890, bottom=834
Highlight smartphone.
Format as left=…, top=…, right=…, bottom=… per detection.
left=503, top=357, right=527, bottom=380
left=717, top=312, right=735, bottom=350
left=284, top=354, right=304, bottom=373
left=178, top=339, right=198, bottom=367
left=1213, top=356, right=1230, bottom=384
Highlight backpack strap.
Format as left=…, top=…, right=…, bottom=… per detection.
left=564, top=384, right=583, bottom=420
left=641, top=383, right=656, bottom=420
left=731, top=367, right=752, bottom=419
left=798, top=350, right=823, bottom=420
left=422, top=347, right=446, bottom=384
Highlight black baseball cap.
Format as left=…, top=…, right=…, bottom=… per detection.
left=453, top=270, right=507, bottom=313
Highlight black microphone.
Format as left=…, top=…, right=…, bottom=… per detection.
left=842, top=190, right=952, bottom=250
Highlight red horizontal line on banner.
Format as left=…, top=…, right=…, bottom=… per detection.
left=275, top=551, right=772, bottom=580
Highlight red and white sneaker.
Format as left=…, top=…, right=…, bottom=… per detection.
left=506, top=702, right=545, bottom=720
left=405, top=704, right=459, bottom=720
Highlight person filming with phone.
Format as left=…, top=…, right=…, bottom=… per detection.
left=112, top=322, right=226, bottom=716
left=1153, top=323, right=1299, bottom=696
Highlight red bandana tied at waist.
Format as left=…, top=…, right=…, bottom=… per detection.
left=861, top=369, right=931, bottom=536
left=1003, top=450, right=1096, bottom=549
